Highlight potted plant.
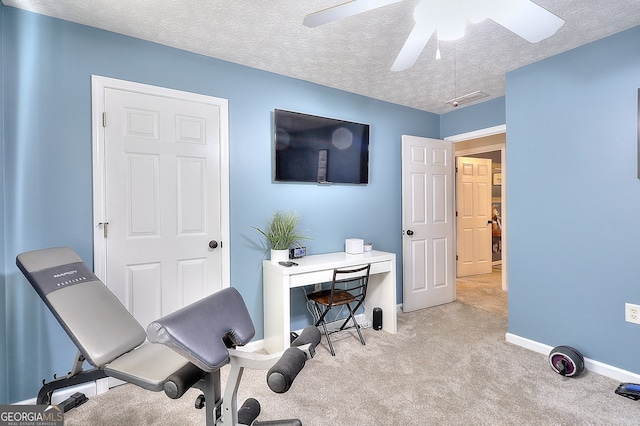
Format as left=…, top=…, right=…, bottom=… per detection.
left=252, top=210, right=311, bottom=262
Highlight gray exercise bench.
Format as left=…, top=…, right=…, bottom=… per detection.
left=17, top=247, right=320, bottom=426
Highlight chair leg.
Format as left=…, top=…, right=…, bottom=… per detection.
left=312, top=303, right=336, bottom=356
left=353, top=317, right=366, bottom=346
left=319, top=319, right=335, bottom=356
left=339, top=306, right=366, bottom=346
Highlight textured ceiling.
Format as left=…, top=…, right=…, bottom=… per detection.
left=3, top=0, right=640, bottom=113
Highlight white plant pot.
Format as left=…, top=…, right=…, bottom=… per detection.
left=270, top=249, right=290, bottom=263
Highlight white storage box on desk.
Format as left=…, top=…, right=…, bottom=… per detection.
left=345, top=238, right=364, bottom=254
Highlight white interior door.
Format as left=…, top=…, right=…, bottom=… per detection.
left=456, top=157, right=492, bottom=277
left=92, top=76, right=230, bottom=328
left=401, top=135, right=455, bottom=312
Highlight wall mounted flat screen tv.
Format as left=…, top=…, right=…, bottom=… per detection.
left=274, top=109, right=370, bottom=184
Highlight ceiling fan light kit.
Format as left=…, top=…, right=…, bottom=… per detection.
left=304, top=0, right=565, bottom=71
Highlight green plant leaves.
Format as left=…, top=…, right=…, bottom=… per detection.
left=252, top=210, right=311, bottom=250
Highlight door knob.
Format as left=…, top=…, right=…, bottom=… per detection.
left=487, top=220, right=493, bottom=225
left=209, top=240, right=219, bottom=249
left=406, top=230, right=414, bottom=236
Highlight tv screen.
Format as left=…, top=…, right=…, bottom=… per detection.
left=274, top=109, right=370, bottom=184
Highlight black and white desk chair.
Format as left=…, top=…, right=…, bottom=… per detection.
left=16, top=247, right=320, bottom=426
left=307, top=264, right=370, bottom=356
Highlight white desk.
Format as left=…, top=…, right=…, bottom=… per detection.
left=262, top=250, right=397, bottom=354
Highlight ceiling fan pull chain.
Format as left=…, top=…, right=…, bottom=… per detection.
left=454, top=42, right=458, bottom=102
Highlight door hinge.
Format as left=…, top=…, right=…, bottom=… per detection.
left=102, top=112, right=107, bottom=128
left=98, top=222, right=109, bottom=238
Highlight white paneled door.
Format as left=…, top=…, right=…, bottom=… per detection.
left=92, top=76, right=229, bottom=328
left=401, top=135, right=455, bottom=312
left=456, top=157, right=492, bottom=277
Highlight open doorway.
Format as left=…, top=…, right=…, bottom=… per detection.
left=448, top=128, right=507, bottom=317
left=459, top=150, right=503, bottom=268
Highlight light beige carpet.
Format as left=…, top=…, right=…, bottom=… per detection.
left=63, top=289, right=639, bottom=425
left=456, top=269, right=507, bottom=318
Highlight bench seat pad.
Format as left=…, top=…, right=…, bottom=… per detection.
left=105, top=343, right=192, bottom=391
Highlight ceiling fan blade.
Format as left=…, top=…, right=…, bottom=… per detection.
left=488, top=0, right=564, bottom=43
left=391, top=22, right=435, bottom=72
left=303, top=0, right=403, bottom=27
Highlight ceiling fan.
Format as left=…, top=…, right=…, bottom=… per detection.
left=303, top=0, right=564, bottom=71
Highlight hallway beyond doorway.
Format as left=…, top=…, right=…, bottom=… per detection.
left=456, top=266, right=506, bottom=318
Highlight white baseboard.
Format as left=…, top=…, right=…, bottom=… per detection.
left=506, top=332, right=640, bottom=383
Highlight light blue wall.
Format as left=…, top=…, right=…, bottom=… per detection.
left=0, top=6, right=438, bottom=403
left=506, top=26, right=640, bottom=373
left=440, top=96, right=505, bottom=139
left=0, top=1, right=7, bottom=406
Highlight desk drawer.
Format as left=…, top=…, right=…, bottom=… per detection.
left=289, top=260, right=391, bottom=288
left=290, top=270, right=333, bottom=287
